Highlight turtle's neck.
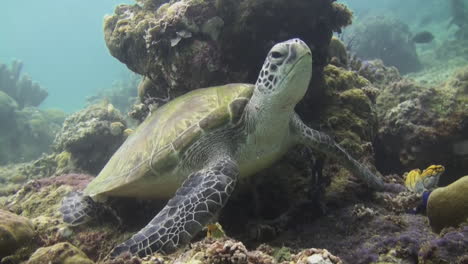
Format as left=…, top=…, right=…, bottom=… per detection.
left=244, top=92, right=295, bottom=143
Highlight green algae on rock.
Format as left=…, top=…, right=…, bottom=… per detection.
left=27, top=242, right=94, bottom=264
left=317, top=65, right=380, bottom=205
left=328, top=36, right=348, bottom=68
left=1, top=174, right=130, bottom=263
left=0, top=209, right=36, bottom=258
left=375, top=67, right=468, bottom=180
left=53, top=102, right=128, bottom=174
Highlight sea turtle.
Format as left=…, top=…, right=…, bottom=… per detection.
left=60, top=38, right=385, bottom=258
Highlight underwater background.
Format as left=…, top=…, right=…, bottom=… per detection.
left=0, top=0, right=133, bottom=112
left=0, top=0, right=467, bottom=263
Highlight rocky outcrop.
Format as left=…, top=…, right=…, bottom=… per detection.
left=104, top=0, right=352, bottom=112
left=375, top=67, right=468, bottom=182
left=53, top=102, right=128, bottom=174
left=0, top=209, right=35, bottom=258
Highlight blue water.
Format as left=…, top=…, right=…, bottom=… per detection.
left=0, top=0, right=133, bottom=112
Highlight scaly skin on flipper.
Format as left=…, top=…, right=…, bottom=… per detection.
left=110, top=157, right=238, bottom=258
left=60, top=192, right=99, bottom=226
left=292, top=115, right=385, bottom=191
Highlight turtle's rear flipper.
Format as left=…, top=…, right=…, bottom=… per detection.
left=60, top=191, right=99, bottom=226
left=110, top=157, right=238, bottom=258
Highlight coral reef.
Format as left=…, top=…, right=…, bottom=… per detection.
left=87, top=73, right=140, bottom=115
left=427, top=175, right=468, bottom=233
left=0, top=209, right=36, bottom=258
left=0, top=107, right=65, bottom=165
left=104, top=0, right=352, bottom=111
left=375, top=66, right=468, bottom=180
left=419, top=225, right=468, bottom=263
left=0, top=60, right=48, bottom=109
left=346, top=16, right=422, bottom=74
left=271, top=201, right=432, bottom=263
left=328, top=37, right=348, bottom=68
left=53, top=102, right=128, bottom=174
left=107, top=237, right=343, bottom=264
left=349, top=59, right=401, bottom=87
left=0, top=61, right=65, bottom=165
left=0, top=174, right=132, bottom=263
left=317, top=65, right=380, bottom=205
left=2, top=170, right=465, bottom=264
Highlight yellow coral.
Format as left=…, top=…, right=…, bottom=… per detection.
left=404, top=165, right=444, bottom=193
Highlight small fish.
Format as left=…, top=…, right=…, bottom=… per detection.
left=404, top=165, right=444, bottom=193
left=412, top=31, right=434, bottom=44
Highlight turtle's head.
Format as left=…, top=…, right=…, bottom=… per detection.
left=255, top=38, right=312, bottom=109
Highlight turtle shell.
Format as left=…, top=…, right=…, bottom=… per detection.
left=84, top=83, right=254, bottom=199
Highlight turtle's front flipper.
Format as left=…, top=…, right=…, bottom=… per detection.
left=110, top=157, right=238, bottom=258
left=60, top=191, right=99, bottom=226
left=292, top=115, right=385, bottom=191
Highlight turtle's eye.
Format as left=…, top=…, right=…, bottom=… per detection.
left=270, top=51, right=284, bottom=59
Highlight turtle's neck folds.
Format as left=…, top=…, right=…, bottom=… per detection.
left=245, top=92, right=295, bottom=143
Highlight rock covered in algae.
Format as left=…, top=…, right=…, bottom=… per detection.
left=328, top=36, right=348, bottom=68
left=318, top=65, right=380, bottom=204
left=0, top=173, right=131, bottom=263
left=27, top=242, right=94, bottom=264
left=349, top=59, right=401, bottom=87
left=375, top=66, right=468, bottom=179
left=104, top=0, right=352, bottom=106
left=53, top=102, right=128, bottom=174
left=0, top=209, right=36, bottom=258
left=427, top=175, right=468, bottom=233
